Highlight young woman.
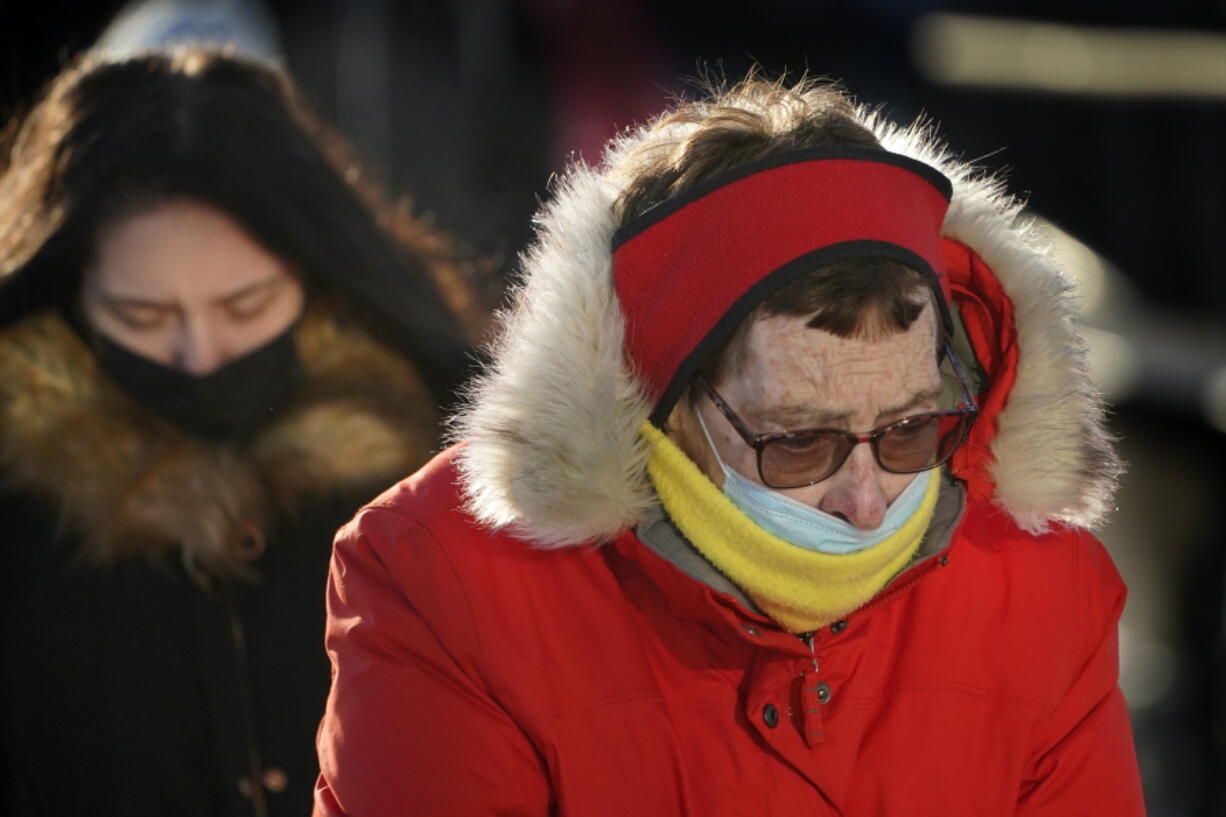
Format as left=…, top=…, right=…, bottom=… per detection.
left=0, top=47, right=481, bottom=816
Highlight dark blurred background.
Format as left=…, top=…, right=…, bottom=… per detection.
left=4, top=1, right=1225, bottom=814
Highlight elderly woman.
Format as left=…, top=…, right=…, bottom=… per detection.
left=314, top=76, right=1144, bottom=816
left=0, top=48, right=478, bottom=816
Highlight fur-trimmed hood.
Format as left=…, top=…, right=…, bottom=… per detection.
left=452, top=104, right=1122, bottom=548
left=0, top=308, right=440, bottom=578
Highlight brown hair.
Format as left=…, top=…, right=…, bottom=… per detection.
left=0, top=47, right=485, bottom=403
left=615, top=73, right=936, bottom=382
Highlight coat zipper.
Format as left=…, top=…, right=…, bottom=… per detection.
left=798, top=632, right=824, bottom=747
left=224, top=593, right=269, bottom=817
left=853, top=549, right=950, bottom=618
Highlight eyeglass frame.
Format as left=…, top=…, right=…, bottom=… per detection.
left=693, top=342, right=980, bottom=489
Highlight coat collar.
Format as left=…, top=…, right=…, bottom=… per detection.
left=0, top=307, right=437, bottom=579
left=632, top=472, right=967, bottom=631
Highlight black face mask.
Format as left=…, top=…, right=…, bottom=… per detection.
left=91, top=324, right=303, bottom=443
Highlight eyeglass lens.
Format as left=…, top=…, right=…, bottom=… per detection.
left=760, top=412, right=971, bottom=488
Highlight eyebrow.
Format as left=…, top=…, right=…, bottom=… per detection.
left=214, top=277, right=281, bottom=307
left=755, top=385, right=945, bottom=431
left=879, top=386, right=945, bottom=419
left=96, top=275, right=282, bottom=310
left=96, top=293, right=175, bottom=312
left=757, top=404, right=849, bottom=429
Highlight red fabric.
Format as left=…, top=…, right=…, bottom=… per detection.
left=613, top=157, right=951, bottom=403
left=314, top=454, right=1142, bottom=817
left=944, top=238, right=1021, bottom=504
left=313, top=243, right=1143, bottom=816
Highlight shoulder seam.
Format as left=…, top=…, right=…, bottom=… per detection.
left=362, top=504, right=498, bottom=691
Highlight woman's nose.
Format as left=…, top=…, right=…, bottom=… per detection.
left=816, top=442, right=889, bottom=529
left=175, top=319, right=223, bottom=375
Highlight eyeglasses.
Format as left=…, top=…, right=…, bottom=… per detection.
left=695, top=344, right=979, bottom=489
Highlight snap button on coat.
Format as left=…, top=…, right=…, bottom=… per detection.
left=761, top=703, right=779, bottom=728
left=236, top=521, right=267, bottom=562
left=816, top=682, right=832, bottom=704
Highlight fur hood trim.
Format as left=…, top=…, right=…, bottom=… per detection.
left=0, top=309, right=439, bottom=578
left=452, top=112, right=1121, bottom=547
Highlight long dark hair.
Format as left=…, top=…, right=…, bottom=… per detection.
left=0, top=47, right=475, bottom=403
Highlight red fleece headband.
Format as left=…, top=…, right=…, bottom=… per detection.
left=611, top=148, right=953, bottom=426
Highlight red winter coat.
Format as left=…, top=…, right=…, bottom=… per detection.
left=315, top=449, right=1141, bottom=816
left=314, top=101, right=1143, bottom=815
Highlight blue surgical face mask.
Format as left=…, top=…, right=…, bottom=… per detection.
left=696, top=409, right=933, bottom=555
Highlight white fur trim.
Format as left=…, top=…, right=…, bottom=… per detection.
left=451, top=108, right=1121, bottom=546
left=450, top=166, right=655, bottom=546
left=873, top=117, right=1121, bottom=532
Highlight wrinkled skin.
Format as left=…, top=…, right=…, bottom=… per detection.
left=669, top=303, right=940, bottom=530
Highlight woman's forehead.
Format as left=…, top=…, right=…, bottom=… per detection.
left=724, top=308, right=941, bottom=422
left=87, top=199, right=292, bottom=301
left=744, top=307, right=936, bottom=367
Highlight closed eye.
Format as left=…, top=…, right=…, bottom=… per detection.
left=109, top=301, right=174, bottom=330
left=773, top=433, right=827, bottom=453
left=220, top=282, right=280, bottom=321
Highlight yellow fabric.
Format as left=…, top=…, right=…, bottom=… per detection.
left=641, top=421, right=940, bottom=633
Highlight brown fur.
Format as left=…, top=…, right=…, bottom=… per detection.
left=0, top=309, right=438, bottom=579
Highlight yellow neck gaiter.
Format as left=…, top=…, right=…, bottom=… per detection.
left=640, top=421, right=940, bottom=633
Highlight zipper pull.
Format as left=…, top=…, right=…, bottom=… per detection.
left=800, top=634, right=824, bottom=747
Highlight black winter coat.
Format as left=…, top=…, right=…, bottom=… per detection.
left=0, top=489, right=356, bottom=816
left=0, top=310, right=442, bottom=817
